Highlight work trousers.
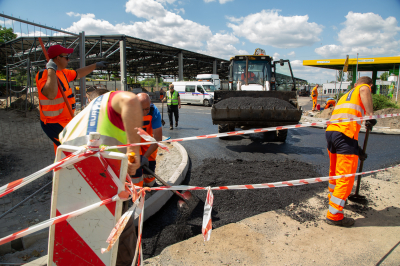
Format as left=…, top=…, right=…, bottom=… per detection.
left=116, top=201, right=137, bottom=266
left=131, top=159, right=157, bottom=187
left=167, top=105, right=179, bottom=126
left=326, top=131, right=359, bottom=221
left=312, top=97, right=318, bottom=110
left=40, top=121, right=67, bottom=154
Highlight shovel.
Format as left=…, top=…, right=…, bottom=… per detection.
left=142, top=164, right=192, bottom=209
left=161, top=100, right=166, bottom=126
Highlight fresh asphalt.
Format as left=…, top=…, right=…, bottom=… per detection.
left=154, top=101, right=400, bottom=176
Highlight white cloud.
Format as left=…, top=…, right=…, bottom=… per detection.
left=288, top=51, right=295, bottom=56
left=227, top=9, right=323, bottom=48
left=315, top=12, right=400, bottom=58
left=205, top=0, right=233, bottom=3
left=273, top=52, right=280, bottom=60
left=67, top=12, right=80, bottom=17
left=62, top=0, right=244, bottom=59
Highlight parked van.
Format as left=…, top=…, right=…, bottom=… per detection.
left=196, top=74, right=220, bottom=90
left=172, top=81, right=216, bottom=107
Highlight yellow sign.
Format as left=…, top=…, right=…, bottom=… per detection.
left=343, top=55, right=349, bottom=72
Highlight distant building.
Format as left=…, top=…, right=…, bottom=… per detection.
left=322, top=82, right=351, bottom=95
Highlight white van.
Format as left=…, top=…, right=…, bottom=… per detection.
left=172, top=81, right=216, bottom=107
left=196, top=74, right=220, bottom=90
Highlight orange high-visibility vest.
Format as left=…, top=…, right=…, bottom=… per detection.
left=36, top=69, right=76, bottom=124
left=326, top=83, right=371, bottom=140
left=325, top=99, right=336, bottom=109
left=141, top=105, right=158, bottom=161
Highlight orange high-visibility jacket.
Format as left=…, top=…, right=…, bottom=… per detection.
left=36, top=69, right=76, bottom=124
left=141, top=105, right=158, bottom=161
left=325, top=99, right=336, bottom=109
left=326, top=83, right=371, bottom=141
left=311, top=86, right=318, bottom=98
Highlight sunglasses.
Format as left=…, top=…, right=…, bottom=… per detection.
left=59, top=55, right=70, bottom=60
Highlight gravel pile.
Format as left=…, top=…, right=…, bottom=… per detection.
left=142, top=158, right=324, bottom=259
left=214, top=97, right=296, bottom=110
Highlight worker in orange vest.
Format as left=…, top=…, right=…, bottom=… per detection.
left=36, top=44, right=108, bottom=154
left=131, top=93, right=163, bottom=187
left=325, top=76, right=376, bottom=227
left=311, top=84, right=319, bottom=111
left=324, top=98, right=336, bottom=109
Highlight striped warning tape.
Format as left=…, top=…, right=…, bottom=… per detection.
left=105, top=113, right=400, bottom=150
left=0, top=148, right=93, bottom=199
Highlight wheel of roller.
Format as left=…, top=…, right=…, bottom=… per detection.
left=275, top=129, right=288, bottom=142
left=218, top=124, right=231, bottom=140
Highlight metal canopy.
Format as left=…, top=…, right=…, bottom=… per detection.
left=0, top=34, right=230, bottom=79
left=303, top=57, right=400, bottom=72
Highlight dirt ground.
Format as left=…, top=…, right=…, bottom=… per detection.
left=145, top=164, right=400, bottom=266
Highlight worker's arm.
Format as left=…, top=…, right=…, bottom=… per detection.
left=76, top=63, right=97, bottom=79
left=360, top=85, right=374, bottom=116
left=111, top=92, right=143, bottom=175
left=143, top=127, right=162, bottom=159
left=178, top=95, right=181, bottom=108
left=42, top=69, right=59, bottom=100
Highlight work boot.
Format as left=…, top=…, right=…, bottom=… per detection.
left=325, top=217, right=355, bottom=227
left=170, top=125, right=173, bottom=130
left=175, top=121, right=178, bottom=127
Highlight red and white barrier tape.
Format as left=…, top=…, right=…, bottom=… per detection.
left=0, top=148, right=92, bottom=199
left=0, top=196, right=117, bottom=246
left=104, top=113, right=400, bottom=150
left=148, top=163, right=400, bottom=192
left=202, top=187, right=213, bottom=241
left=137, top=128, right=169, bottom=152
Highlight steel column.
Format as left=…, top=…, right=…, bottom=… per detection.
left=213, top=60, right=217, bottom=74
left=120, top=38, right=127, bottom=91
left=178, top=52, right=183, bottom=81
left=79, top=31, right=86, bottom=109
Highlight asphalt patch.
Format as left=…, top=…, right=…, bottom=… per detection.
left=141, top=158, right=325, bottom=259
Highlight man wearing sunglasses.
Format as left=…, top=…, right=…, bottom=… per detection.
left=36, top=44, right=108, bottom=154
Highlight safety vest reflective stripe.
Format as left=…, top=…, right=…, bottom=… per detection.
left=330, top=113, right=362, bottom=125
left=330, top=195, right=346, bottom=207
left=40, top=98, right=65, bottom=105
left=329, top=183, right=336, bottom=190
left=333, top=103, right=364, bottom=114
left=329, top=205, right=344, bottom=215
left=131, top=176, right=143, bottom=186
left=42, top=109, right=64, bottom=117
left=167, top=91, right=179, bottom=105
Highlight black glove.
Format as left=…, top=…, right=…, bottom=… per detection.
left=358, top=145, right=368, bottom=161
left=141, top=156, right=149, bottom=169
left=365, top=119, right=377, bottom=130
left=96, top=61, right=109, bottom=68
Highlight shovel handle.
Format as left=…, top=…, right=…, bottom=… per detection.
left=38, top=37, right=74, bottom=118
left=142, top=164, right=188, bottom=202
left=354, top=128, right=371, bottom=196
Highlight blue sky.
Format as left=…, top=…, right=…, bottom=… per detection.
left=1, top=0, right=400, bottom=83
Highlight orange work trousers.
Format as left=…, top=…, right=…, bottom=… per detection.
left=312, top=97, right=318, bottom=110
left=326, top=131, right=359, bottom=221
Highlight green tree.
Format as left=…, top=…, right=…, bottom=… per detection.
left=379, top=72, right=389, bottom=81
left=346, top=71, right=353, bottom=82
left=0, top=26, right=17, bottom=44
left=337, top=70, right=344, bottom=82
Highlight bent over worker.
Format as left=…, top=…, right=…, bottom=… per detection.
left=131, top=93, right=163, bottom=187
left=311, top=84, right=319, bottom=111
left=163, top=84, right=181, bottom=130
left=325, top=76, right=376, bottom=227
left=324, top=98, right=336, bottom=109
left=36, top=44, right=108, bottom=154
left=59, top=90, right=142, bottom=265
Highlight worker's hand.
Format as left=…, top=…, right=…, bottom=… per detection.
left=46, top=59, right=57, bottom=71
left=358, top=145, right=368, bottom=161
left=141, top=156, right=149, bottom=169
left=178, top=104, right=181, bottom=109
left=127, top=152, right=140, bottom=175
left=96, top=61, right=109, bottom=69
left=365, top=119, right=377, bottom=130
